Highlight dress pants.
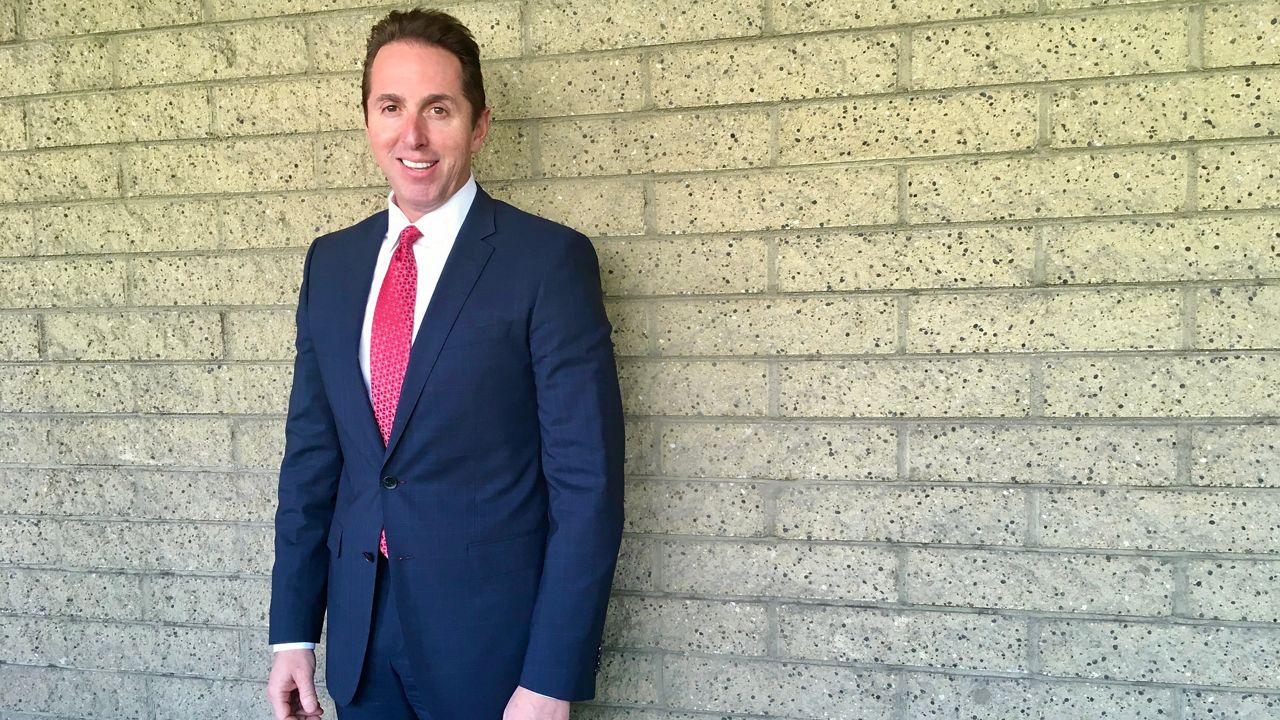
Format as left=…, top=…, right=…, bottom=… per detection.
left=336, top=554, right=433, bottom=720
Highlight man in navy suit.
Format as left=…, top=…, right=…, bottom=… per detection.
left=265, top=9, right=625, bottom=720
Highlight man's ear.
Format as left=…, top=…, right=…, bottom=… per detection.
left=470, top=105, right=492, bottom=153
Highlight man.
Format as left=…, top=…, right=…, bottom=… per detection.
left=265, top=9, right=625, bottom=720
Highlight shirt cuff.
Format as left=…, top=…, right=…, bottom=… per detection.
left=272, top=642, right=317, bottom=652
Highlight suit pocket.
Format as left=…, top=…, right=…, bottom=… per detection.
left=447, top=320, right=514, bottom=348
left=466, top=528, right=545, bottom=577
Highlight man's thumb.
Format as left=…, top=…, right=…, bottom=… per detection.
left=297, top=677, right=319, bottom=712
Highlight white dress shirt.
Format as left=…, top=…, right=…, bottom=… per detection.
left=272, top=177, right=478, bottom=653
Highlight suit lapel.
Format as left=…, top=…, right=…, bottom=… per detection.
left=329, top=211, right=387, bottom=456
left=383, top=188, right=497, bottom=462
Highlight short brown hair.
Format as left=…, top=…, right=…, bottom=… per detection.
left=361, top=9, right=487, bottom=125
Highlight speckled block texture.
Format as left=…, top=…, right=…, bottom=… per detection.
left=1, top=0, right=1278, bottom=718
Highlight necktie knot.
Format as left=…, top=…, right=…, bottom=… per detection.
left=398, top=224, right=423, bottom=248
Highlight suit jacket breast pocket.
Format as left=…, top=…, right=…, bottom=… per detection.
left=446, top=319, right=514, bottom=349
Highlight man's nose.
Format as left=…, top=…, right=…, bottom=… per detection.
left=402, top=114, right=429, bottom=146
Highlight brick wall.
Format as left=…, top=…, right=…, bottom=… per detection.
left=1, top=0, right=1278, bottom=718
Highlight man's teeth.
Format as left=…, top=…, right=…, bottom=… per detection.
left=401, top=159, right=435, bottom=169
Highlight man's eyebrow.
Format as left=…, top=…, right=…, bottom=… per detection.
left=371, top=92, right=456, bottom=105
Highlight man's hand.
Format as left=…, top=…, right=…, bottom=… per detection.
left=503, top=685, right=570, bottom=720
left=267, top=649, right=324, bottom=720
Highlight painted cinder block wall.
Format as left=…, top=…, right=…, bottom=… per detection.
left=1, top=0, right=1279, bottom=718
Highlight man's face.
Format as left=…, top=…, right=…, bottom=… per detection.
left=364, top=40, right=490, bottom=222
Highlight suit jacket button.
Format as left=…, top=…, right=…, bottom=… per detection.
left=362, top=551, right=375, bottom=563
left=380, top=475, right=399, bottom=489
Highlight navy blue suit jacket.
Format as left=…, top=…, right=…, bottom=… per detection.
left=268, top=186, right=625, bottom=718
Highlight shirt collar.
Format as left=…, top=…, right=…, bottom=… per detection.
left=385, top=175, right=478, bottom=246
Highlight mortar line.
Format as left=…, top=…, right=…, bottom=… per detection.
left=759, top=0, right=775, bottom=35
left=1185, top=146, right=1200, bottom=213
left=896, top=421, right=910, bottom=481
left=1025, top=488, right=1042, bottom=548
left=518, top=0, right=533, bottom=57
left=1171, top=557, right=1192, bottom=618
left=1032, top=225, right=1047, bottom=286
left=641, top=180, right=656, bottom=235
left=527, top=119, right=543, bottom=178
left=34, top=312, right=48, bottom=361
left=1181, top=285, right=1199, bottom=351
left=764, top=601, right=780, bottom=657
left=1177, top=423, right=1195, bottom=485
left=1187, top=4, right=1205, bottom=71
left=767, top=361, right=780, bottom=418
left=1029, top=357, right=1045, bottom=417
left=896, top=165, right=910, bottom=224
left=896, top=28, right=912, bottom=92
left=768, top=106, right=781, bottom=167
left=894, top=546, right=910, bottom=605
left=1026, top=617, right=1043, bottom=675
left=1170, top=689, right=1187, bottom=720
left=765, top=235, right=779, bottom=294
left=891, top=668, right=908, bottom=720
left=896, top=294, right=910, bottom=354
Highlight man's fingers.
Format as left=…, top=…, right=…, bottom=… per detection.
left=267, top=683, right=294, bottom=720
left=295, top=672, right=322, bottom=715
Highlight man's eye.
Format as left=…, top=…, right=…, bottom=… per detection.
left=429, top=106, right=447, bottom=115
left=382, top=104, right=399, bottom=113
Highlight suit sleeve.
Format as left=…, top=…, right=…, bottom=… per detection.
left=269, top=241, right=344, bottom=645
left=518, top=232, right=625, bottom=700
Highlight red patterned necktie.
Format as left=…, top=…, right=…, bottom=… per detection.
left=371, top=224, right=423, bottom=557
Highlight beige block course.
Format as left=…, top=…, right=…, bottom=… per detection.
left=1186, top=559, right=1280, bottom=623
left=625, top=479, right=767, bottom=537
left=45, top=310, right=223, bottom=361
left=0, top=38, right=113, bottom=98
left=132, top=470, right=275, bottom=523
left=0, top=4, right=14, bottom=41
left=225, top=309, right=294, bottom=361
left=147, top=677, right=270, bottom=720
left=1197, top=286, right=1280, bottom=349
left=0, top=518, right=59, bottom=565
left=221, top=191, right=382, bottom=250
left=306, top=3, right=523, bottom=73
left=21, top=0, right=201, bottom=38
left=656, top=296, right=896, bottom=356
left=0, top=615, right=238, bottom=675
left=474, top=121, right=534, bottom=182
left=1039, top=488, right=1280, bottom=553
left=781, top=226, right=1036, bottom=292
left=126, top=137, right=316, bottom=196
left=0, top=417, right=52, bottom=464
left=604, top=301, right=649, bottom=357
left=0, top=664, right=148, bottom=719
left=49, top=416, right=235, bottom=467
left=237, top=525, right=274, bottom=576
left=903, top=674, right=1175, bottom=720
left=1185, top=692, right=1280, bottom=720
left=0, top=467, right=133, bottom=516
left=663, top=656, right=897, bottom=718
left=604, top=596, right=767, bottom=655
left=487, top=54, right=646, bottom=120
left=36, top=199, right=221, bottom=255
left=0, top=258, right=125, bottom=308
left=1043, top=215, right=1280, bottom=284
left=0, top=209, right=35, bottom=257
left=541, top=110, right=771, bottom=178
left=906, top=548, right=1174, bottom=615
left=130, top=252, right=304, bottom=306
left=651, top=33, right=898, bottom=108
left=572, top=710, right=717, bottom=720
left=134, top=364, right=290, bottom=415
left=0, top=101, right=24, bottom=151
left=595, top=237, right=769, bottom=297
left=661, top=540, right=897, bottom=601
left=623, top=420, right=657, bottom=476
left=529, top=0, right=761, bottom=54
left=909, top=151, right=1186, bottom=223
left=592, top=652, right=662, bottom=705
left=617, top=359, right=768, bottom=416
left=0, top=147, right=120, bottom=203
left=782, top=89, right=1039, bottom=165
left=779, top=605, right=1027, bottom=671
left=0, top=364, right=134, bottom=413
left=0, top=314, right=39, bottom=360
left=909, top=288, right=1183, bottom=353
left=912, top=9, right=1188, bottom=89
left=1199, top=143, right=1280, bottom=210
left=214, top=76, right=359, bottom=136
left=0, top=568, right=143, bottom=621
left=1039, top=619, right=1280, bottom=687
left=55, top=519, right=246, bottom=573
left=146, top=575, right=269, bottom=626
left=1204, top=1, right=1280, bottom=68
left=1192, top=424, right=1280, bottom=487
left=772, top=0, right=1034, bottom=32
left=316, top=131, right=383, bottom=189
left=660, top=421, right=898, bottom=481
left=1052, top=71, right=1280, bottom=147
left=654, top=166, right=898, bottom=234
left=1043, top=355, right=1280, bottom=417
left=908, top=424, right=1180, bottom=486
left=779, top=358, right=1031, bottom=418
left=116, top=21, right=309, bottom=87
left=235, top=417, right=285, bottom=469
left=612, top=537, right=655, bottom=591
left=778, top=484, right=1025, bottom=544
left=493, top=179, right=647, bottom=237
left=30, top=86, right=212, bottom=147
